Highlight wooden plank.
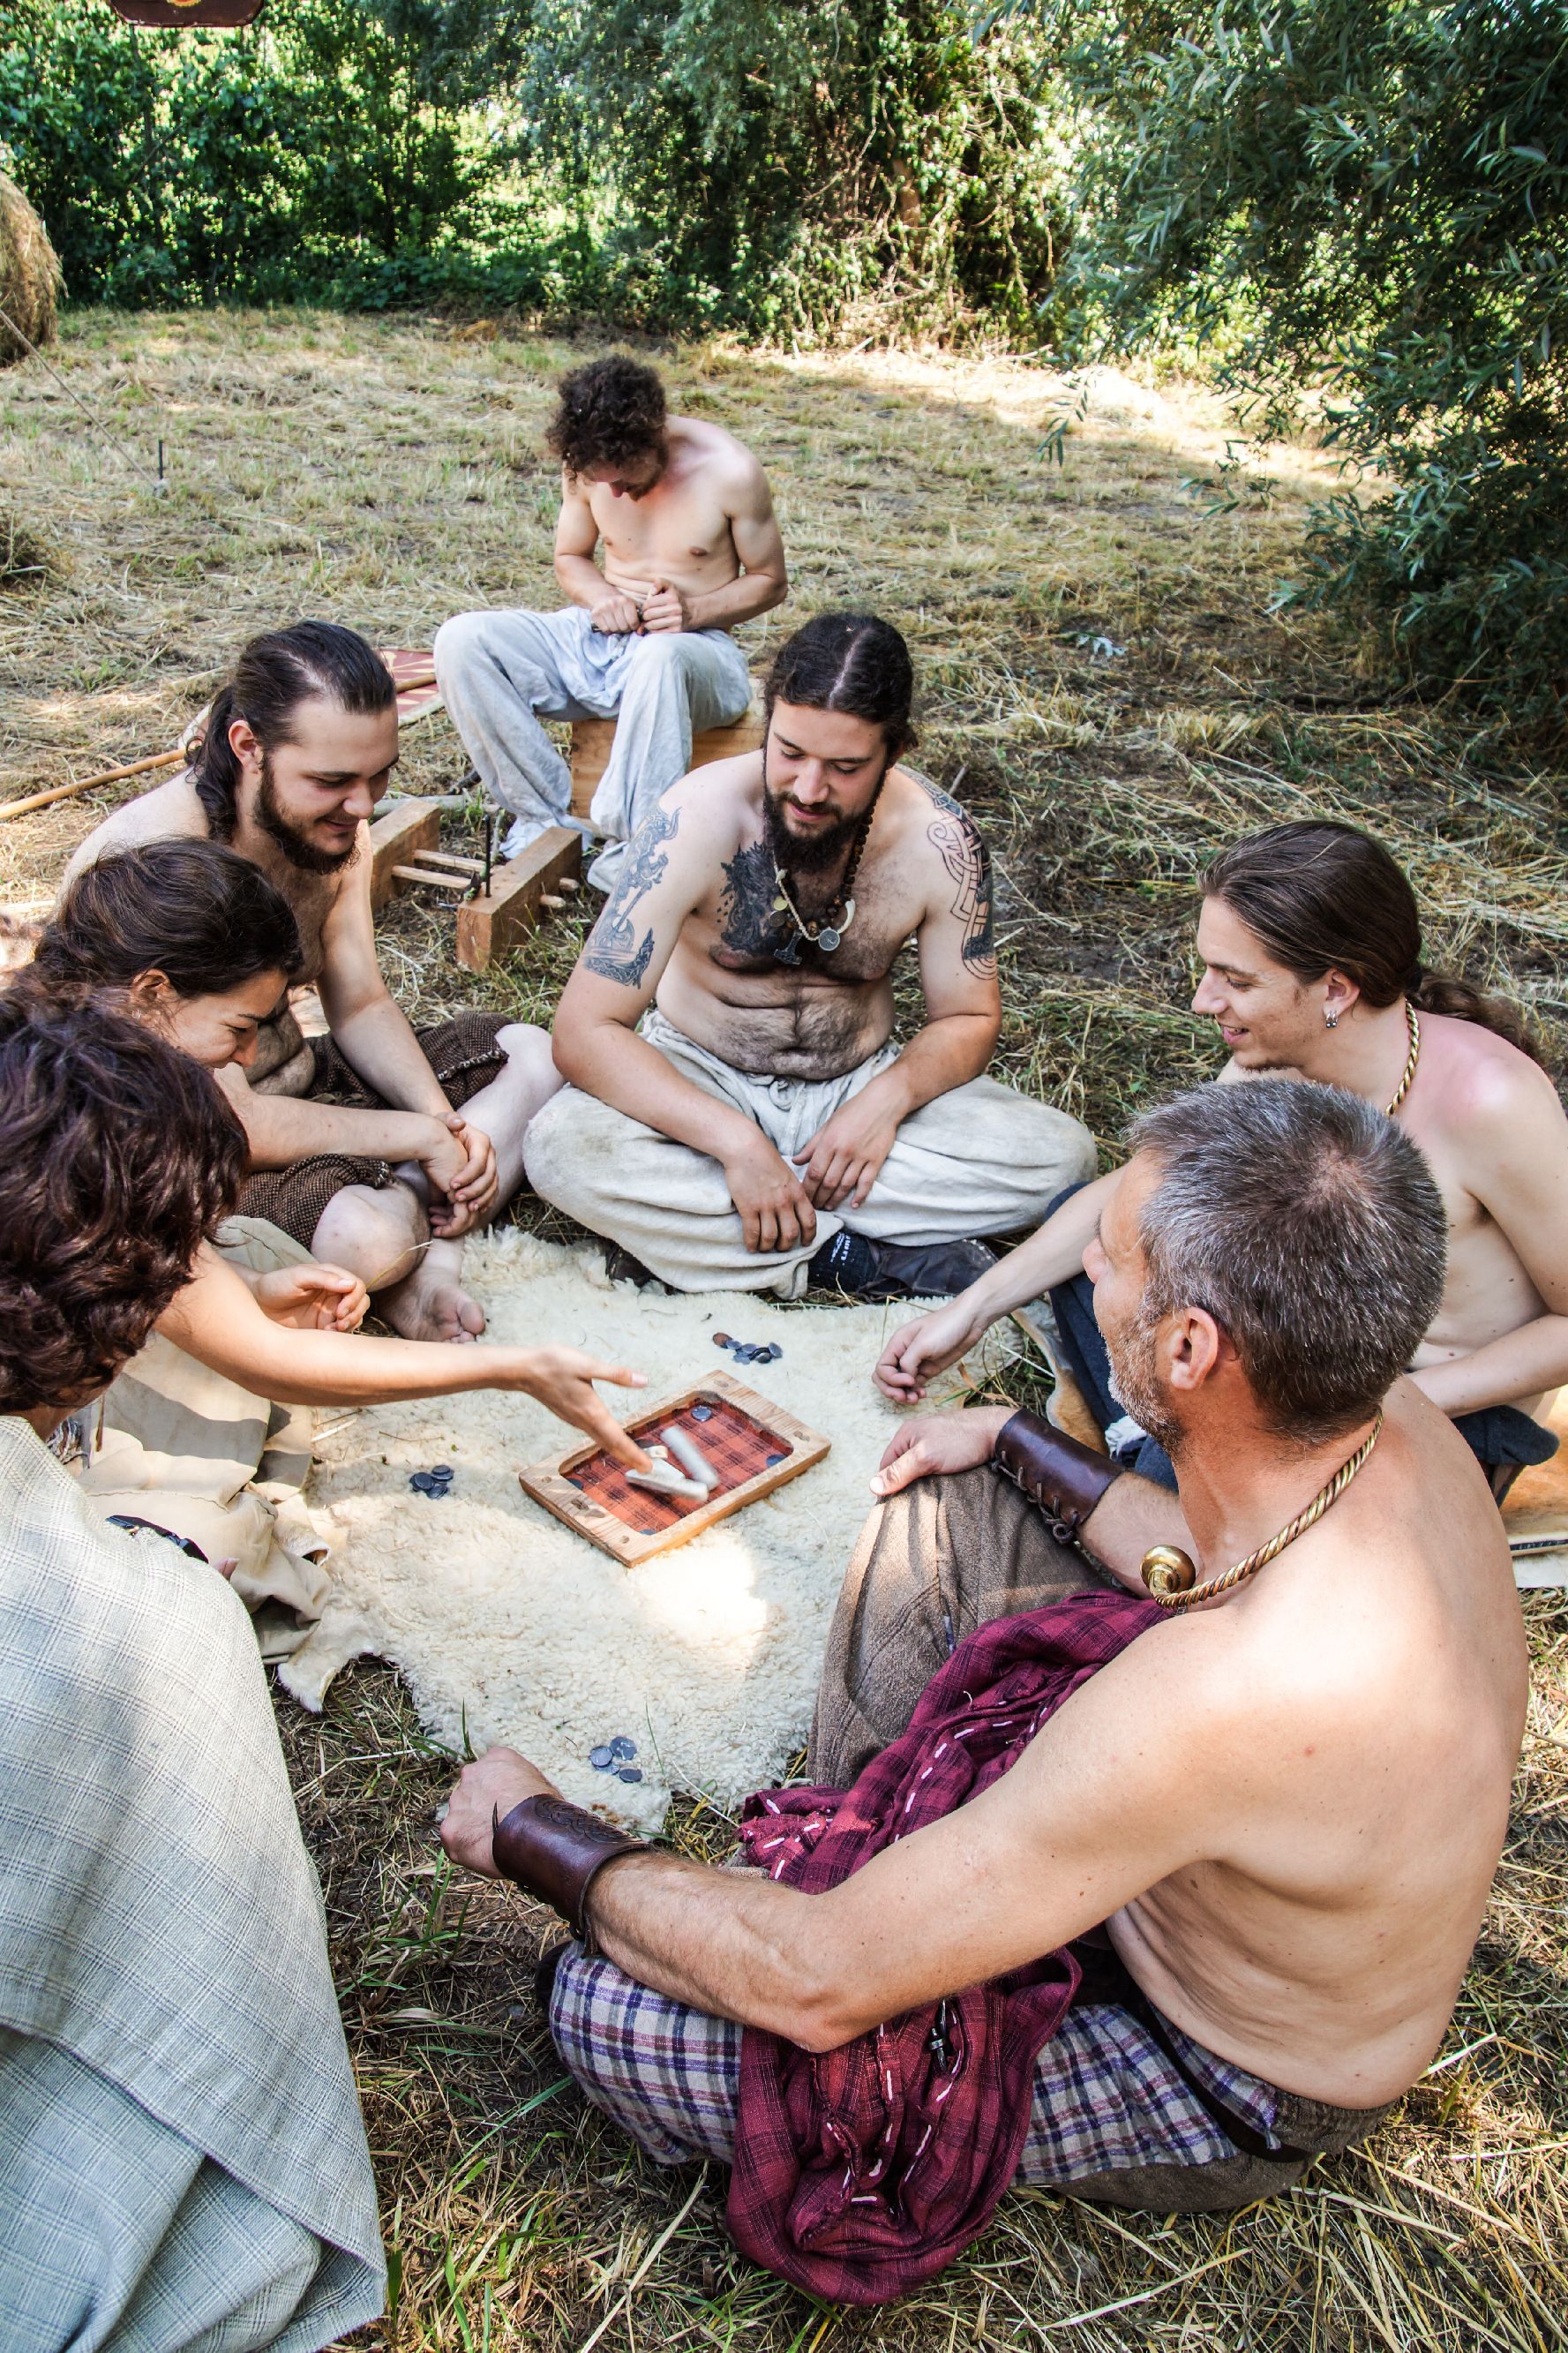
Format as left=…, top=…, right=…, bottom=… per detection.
left=391, top=864, right=471, bottom=892
left=368, top=799, right=442, bottom=912
left=569, top=683, right=765, bottom=820
left=455, top=826, right=583, bottom=973
left=518, top=1372, right=830, bottom=1567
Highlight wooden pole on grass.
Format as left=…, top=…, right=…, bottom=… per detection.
left=0, top=746, right=185, bottom=823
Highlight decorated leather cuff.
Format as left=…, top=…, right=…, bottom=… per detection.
left=491, top=1794, right=649, bottom=1941
left=993, top=1410, right=1123, bottom=1544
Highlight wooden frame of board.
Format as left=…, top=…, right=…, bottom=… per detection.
left=517, top=1371, right=830, bottom=1566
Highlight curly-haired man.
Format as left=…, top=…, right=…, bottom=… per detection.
left=0, top=997, right=383, bottom=2349
left=435, top=355, right=789, bottom=887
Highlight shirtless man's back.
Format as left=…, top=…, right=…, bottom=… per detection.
left=882, top=816, right=1568, bottom=1507
left=442, top=1079, right=1527, bottom=2259
left=525, top=612, right=1095, bottom=1298
left=434, top=354, right=788, bottom=883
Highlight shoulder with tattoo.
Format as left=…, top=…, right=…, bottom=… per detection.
left=581, top=801, right=682, bottom=989
left=909, top=772, right=997, bottom=978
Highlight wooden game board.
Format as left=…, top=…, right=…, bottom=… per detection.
left=518, top=1372, right=830, bottom=1565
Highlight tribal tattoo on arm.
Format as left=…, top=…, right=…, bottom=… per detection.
left=582, top=802, right=680, bottom=989
left=919, top=781, right=996, bottom=977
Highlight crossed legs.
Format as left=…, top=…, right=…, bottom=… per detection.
left=308, top=1024, right=563, bottom=1341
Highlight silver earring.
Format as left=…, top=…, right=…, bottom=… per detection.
left=1324, top=1008, right=1339, bottom=1030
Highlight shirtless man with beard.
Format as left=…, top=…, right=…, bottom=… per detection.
left=435, top=355, right=788, bottom=888
left=64, top=620, right=562, bottom=1342
left=441, top=1084, right=1526, bottom=2256
left=522, top=612, right=1096, bottom=1300
left=877, top=817, right=1568, bottom=1501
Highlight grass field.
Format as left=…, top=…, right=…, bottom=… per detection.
left=4, top=312, right=1568, bottom=2352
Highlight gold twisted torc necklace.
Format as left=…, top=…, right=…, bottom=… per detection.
left=1140, top=1411, right=1383, bottom=1612
left=1137, top=1007, right=1408, bottom=1612
left=1384, top=1003, right=1421, bottom=1116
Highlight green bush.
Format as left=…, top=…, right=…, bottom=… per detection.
left=518, top=0, right=1068, bottom=340
left=1039, top=0, right=1568, bottom=723
left=0, top=0, right=1070, bottom=340
left=0, top=0, right=525, bottom=305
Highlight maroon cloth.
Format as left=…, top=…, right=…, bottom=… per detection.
left=727, top=1586, right=1161, bottom=2304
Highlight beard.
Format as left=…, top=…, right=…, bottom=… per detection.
left=761, top=753, right=889, bottom=877
left=1103, top=1304, right=1184, bottom=1455
left=255, top=751, right=357, bottom=876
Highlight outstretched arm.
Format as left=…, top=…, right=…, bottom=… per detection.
left=875, top=1174, right=1116, bottom=1400
left=444, top=1612, right=1227, bottom=2049
left=157, top=1248, right=652, bottom=1462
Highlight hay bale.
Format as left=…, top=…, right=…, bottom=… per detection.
left=0, top=174, right=61, bottom=366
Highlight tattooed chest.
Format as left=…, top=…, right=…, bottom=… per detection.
left=709, top=839, right=904, bottom=982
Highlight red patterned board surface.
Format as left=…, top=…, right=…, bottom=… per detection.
left=567, top=1397, right=788, bottom=1534
left=379, top=648, right=444, bottom=725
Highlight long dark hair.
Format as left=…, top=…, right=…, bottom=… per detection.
left=1204, top=820, right=1548, bottom=1066
left=764, top=612, right=917, bottom=758
left=191, top=619, right=394, bottom=840
left=31, top=842, right=302, bottom=1008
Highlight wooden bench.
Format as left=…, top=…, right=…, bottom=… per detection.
left=456, top=827, right=583, bottom=974
left=567, top=685, right=765, bottom=822
left=368, top=798, right=443, bottom=912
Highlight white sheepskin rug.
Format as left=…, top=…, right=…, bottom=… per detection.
left=281, top=1231, right=1016, bottom=1832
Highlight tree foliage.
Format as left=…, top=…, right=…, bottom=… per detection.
left=0, top=0, right=1067, bottom=335
left=1040, top=0, right=1568, bottom=722
left=516, top=0, right=1066, bottom=338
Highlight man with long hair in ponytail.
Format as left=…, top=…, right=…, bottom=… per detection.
left=525, top=612, right=1096, bottom=1299
left=878, top=818, right=1568, bottom=1510
left=64, top=621, right=564, bottom=1343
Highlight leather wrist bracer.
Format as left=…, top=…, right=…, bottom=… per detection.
left=992, top=1410, right=1123, bottom=1545
left=491, top=1794, right=649, bottom=1942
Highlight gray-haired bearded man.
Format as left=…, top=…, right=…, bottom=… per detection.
left=440, top=1081, right=1525, bottom=2292
left=880, top=818, right=1568, bottom=1507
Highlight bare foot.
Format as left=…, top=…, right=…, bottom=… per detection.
left=380, top=1245, right=487, bottom=1342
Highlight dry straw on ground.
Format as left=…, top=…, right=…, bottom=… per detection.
left=0, top=172, right=60, bottom=366
left=3, top=312, right=1568, bottom=2351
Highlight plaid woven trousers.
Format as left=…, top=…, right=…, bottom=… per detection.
left=548, top=1948, right=1284, bottom=2183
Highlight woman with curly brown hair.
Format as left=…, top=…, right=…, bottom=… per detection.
left=13, top=843, right=651, bottom=1650
left=0, top=996, right=385, bottom=2350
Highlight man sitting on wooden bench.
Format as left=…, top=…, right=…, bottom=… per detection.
left=523, top=612, right=1096, bottom=1299
left=64, top=620, right=562, bottom=1342
left=434, top=355, right=788, bottom=891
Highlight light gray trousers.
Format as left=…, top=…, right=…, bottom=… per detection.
left=523, top=1008, right=1098, bottom=1296
left=432, top=605, right=751, bottom=861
